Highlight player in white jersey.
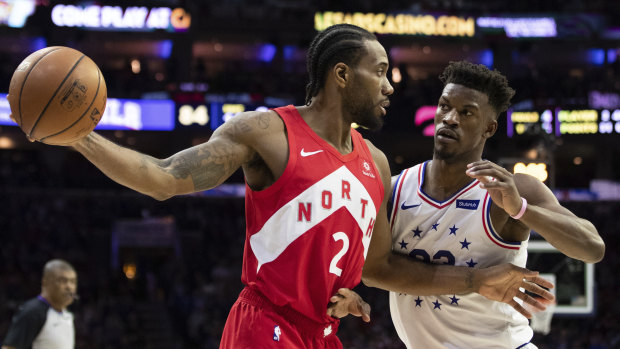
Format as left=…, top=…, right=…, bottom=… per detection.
left=362, top=61, right=604, bottom=349
left=389, top=162, right=533, bottom=348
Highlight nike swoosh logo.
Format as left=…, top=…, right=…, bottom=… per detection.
left=401, top=202, right=421, bottom=210
left=300, top=148, right=324, bottom=157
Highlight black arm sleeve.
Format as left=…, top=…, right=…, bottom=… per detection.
left=2, top=298, right=48, bottom=349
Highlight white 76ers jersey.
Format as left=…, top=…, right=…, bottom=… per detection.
left=389, top=162, right=534, bottom=349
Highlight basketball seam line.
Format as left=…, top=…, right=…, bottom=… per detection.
left=28, top=54, right=86, bottom=138
left=17, top=47, right=63, bottom=127
left=40, top=66, right=102, bottom=143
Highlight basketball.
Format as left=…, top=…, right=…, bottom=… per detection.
left=7, top=46, right=107, bottom=145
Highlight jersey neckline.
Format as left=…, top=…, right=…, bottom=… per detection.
left=417, top=161, right=480, bottom=209
left=287, top=105, right=360, bottom=163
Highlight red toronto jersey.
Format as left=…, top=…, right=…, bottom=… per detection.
left=241, top=105, right=384, bottom=324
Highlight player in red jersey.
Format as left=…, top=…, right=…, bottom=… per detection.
left=14, top=24, right=554, bottom=348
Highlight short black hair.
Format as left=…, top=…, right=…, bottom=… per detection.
left=305, top=24, right=377, bottom=105
left=439, top=61, right=515, bottom=116
left=43, top=259, right=75, bottom=279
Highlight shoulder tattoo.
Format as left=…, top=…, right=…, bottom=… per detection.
left=257, top=113, right=270, bottom=129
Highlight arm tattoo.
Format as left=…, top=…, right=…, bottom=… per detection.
left=258, top=113, right=270, bottom=129
left=237, top=119, right=253, bottom=133
left=156, top=114, right=261, bottom=191
left=187, top=149, right=225, bottom=190
left=76, top=133, right=96, bottom=153
left=164, top=143, right=239, bottom=191
left=139, top=156, right=149, bottom=172
left=222, top=116, right=253, bottom=137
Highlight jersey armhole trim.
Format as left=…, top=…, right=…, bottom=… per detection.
left=246, top=106, right=298, bottom=199
left=482, top=193, right=522, bottom=250
left=390, top=168, right=410, bottom=231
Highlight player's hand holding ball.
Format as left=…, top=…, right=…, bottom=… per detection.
left=7, top=46, right=107, bottom=145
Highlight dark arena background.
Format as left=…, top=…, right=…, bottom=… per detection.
left=1, top=1, right=619, bottom=348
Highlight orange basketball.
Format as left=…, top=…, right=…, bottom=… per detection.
left=7, top=46, right=107, bottom=145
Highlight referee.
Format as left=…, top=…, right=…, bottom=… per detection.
left=2, top=259, right=77, bottom=349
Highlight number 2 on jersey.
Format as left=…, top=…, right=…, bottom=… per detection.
left=329, top=232, right=350, bottom=276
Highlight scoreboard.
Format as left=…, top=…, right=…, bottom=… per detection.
left=507, top=108, right=620, bottom=137
left=175, top=103, right=276, bottom=130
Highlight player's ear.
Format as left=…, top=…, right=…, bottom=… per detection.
left=333, top=63, right=349, bottom=88
left=483, top=116, right=498, bottom=139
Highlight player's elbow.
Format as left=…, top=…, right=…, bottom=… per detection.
left=147, top=189, right=175, bottom=201
left=580, top=222, right=605, bottom=263
left=361, top=271, right=379, bottom=288
left=361, top=261, right=386, bottom=288
left=583, top=239, right=605, bottom=263
left=141, top=185, right=175, bottom=201
left=149, top=192, right=172, bottom=201
left=145, top=177, right=183, bottom=201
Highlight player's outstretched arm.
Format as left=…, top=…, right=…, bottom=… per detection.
left=466, top=160, right=605, bottom=263
left=361, top=143, right=554, bottom=319
left=72, top=112, right=262, bottom=200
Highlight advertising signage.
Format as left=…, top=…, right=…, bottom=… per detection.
left=0, top=94, right=280, bottom=132
left=51, top=4, right=191, bottom=32
left=0, top=0, right=36, bottom=28
left=97, top=99, right=175, bottom=130
left=0, top=94, right=175, bottom=131
left=315, top=12, right=608, bottom=39
left=476, top=17, right=556, bottom=38
left=315, top=11, right=475, bottom=37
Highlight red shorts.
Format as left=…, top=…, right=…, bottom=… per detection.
left=220, top=287, right=342, bottom=349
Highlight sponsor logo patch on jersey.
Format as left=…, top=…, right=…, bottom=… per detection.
left=362, top=160, right=376, bottom=178
left=456, top=199, right=480, bottom=210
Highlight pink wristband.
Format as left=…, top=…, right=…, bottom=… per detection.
left=510, top=197, right=527, bottom=219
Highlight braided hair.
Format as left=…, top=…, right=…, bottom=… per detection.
left=439, top=61, right=516, bottom=117
left=305, top=24, right=377, bottom=105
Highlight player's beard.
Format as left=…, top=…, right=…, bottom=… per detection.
left=434, top=146, right=458, bottom=162
left=433, top=138, right=461, bottom=163
left=342, top=83, right=384, bottom=131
